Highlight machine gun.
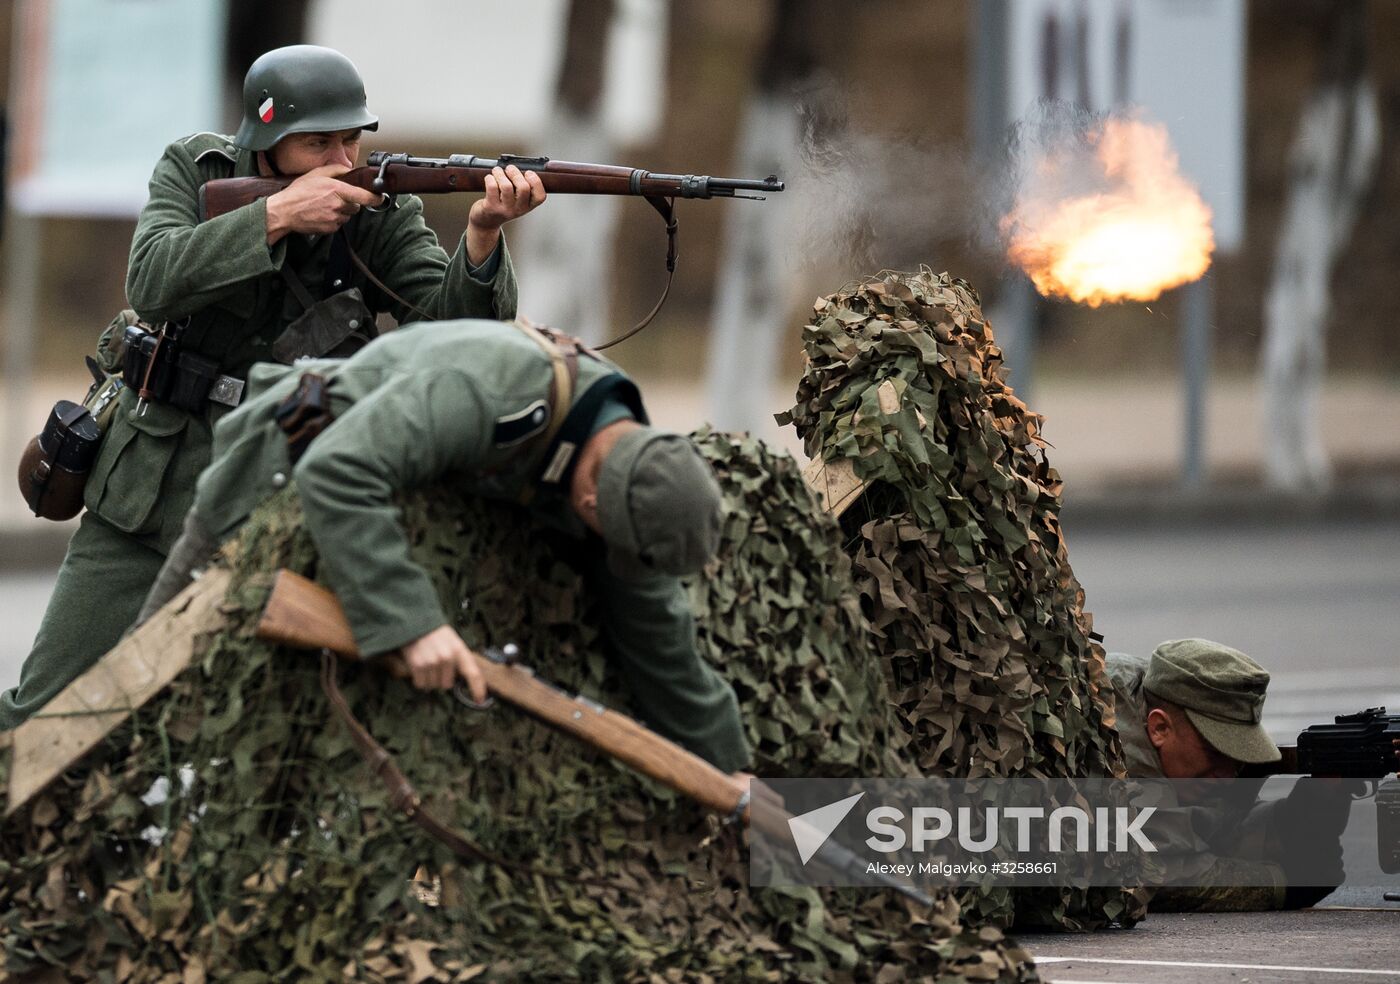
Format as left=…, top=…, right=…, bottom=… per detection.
left=1243, top=708, right=1400, bottom=876
left=1251, top=708, right=1400, bottom=779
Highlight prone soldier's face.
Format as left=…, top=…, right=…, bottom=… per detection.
left=1146, top=706, right=1240, bottom=780
left=269, top=128, right=363, bottom=175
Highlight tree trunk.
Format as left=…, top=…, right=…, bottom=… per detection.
left=1261, top=1, right=1380, bottom=491
left=704, top=0, right=814, bottom=437
left=510, top=0, right=621, bottom=344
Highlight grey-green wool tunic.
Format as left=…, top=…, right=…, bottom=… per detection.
left=185, top=319, right=751, bottom=773
left=0, top=133, right=515, bottom=729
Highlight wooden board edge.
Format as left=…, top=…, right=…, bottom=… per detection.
left=5, top=566, right=233, bottom=818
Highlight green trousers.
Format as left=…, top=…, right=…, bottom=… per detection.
left=0, top=513, right=165, bottom=729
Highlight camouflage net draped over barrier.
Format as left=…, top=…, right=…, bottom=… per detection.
left=780, top=269, right=1148, bottom=930
left=1, top=431, right=1034, bottom=982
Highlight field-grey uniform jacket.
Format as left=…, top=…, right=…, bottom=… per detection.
left=0, top=134, right=520, bottom=731
left=95, top=131, right=518, bottom=555
left=190, top=319, right=750, bottom=773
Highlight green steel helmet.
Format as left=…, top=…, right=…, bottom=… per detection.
left=233, top=45, right=379, bottom=152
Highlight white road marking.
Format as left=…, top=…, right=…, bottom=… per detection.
left=1036, top=957, right=1400, bottom=976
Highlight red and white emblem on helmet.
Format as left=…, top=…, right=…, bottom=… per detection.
left=259, top=97, right=275, bottom=123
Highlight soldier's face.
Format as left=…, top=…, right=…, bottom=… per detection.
left=269, top=128, right=363, bottom=174
left=1146, top=707, right=1240, bottom=779
left=571, top=420, right=641, bottom=537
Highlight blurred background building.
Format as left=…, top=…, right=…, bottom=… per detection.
left=1, top=0, right=1397, bottom=731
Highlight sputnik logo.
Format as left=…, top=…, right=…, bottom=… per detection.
left=788, top=792, right=864, bottom=864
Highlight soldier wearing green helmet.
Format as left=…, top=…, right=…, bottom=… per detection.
left=0, top=45, right=546, bottom=729
left=233, top=44, right=381, bottom=153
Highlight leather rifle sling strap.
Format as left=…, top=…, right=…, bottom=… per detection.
left=319, top=652, right=617, bottom=891
left=344, top=238, right=436, bottom=323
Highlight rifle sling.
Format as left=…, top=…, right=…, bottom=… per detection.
left=343, top=236, right=437, bottom=323
left=318, top=650, right=616, bottom=892
left=594, top=195, right=677, bottom=351
left=334, top=196, right=680, bottom=348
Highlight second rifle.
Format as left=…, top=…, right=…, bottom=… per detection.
left=256, top=569, right=932, bottom=906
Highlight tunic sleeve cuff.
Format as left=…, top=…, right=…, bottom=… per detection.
left=351, top=596, right=451, bottom=658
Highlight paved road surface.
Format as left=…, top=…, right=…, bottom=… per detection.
left=1021, top=910, right=1399, bottom=983
left=1061, top=515, right=1400, bottom=740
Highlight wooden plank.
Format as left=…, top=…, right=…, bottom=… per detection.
left=800, top=456, right=867, bottom=518
left=5, top=567, right=232, bottom=817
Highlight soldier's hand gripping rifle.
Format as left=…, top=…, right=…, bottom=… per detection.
left=256, top=569, right=932, bottom=906
left=200, top=153, right=786, bottom=347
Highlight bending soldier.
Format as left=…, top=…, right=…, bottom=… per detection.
left=0, top=46, right=543, bottom=727
left=138, top=318, right=751, bottom=774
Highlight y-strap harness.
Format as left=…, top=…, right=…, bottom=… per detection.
left=509, top=321, right=646, bottom=506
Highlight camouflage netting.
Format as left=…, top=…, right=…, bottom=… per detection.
left=779, top=269, right=1149, bottom=930
left=0, top=430, right=1035, bottom=982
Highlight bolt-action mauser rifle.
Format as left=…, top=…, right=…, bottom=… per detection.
left=200, top=152, right=784, bottom=346
left=200, top=151, right=785, bottom=221
left=256, top=569, right=931, bottom=906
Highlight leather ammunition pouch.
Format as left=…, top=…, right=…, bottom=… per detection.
left=274, top=372, right=336, bottom=464
left=269, top=220, right=379, bottom=363
left=272, top=278, right=378, bottom=364
left=120, top=324, right=244, bottom=412
left=18, top=400, right=103, bottom=520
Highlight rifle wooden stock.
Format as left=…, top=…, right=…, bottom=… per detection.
left=199, top=153, right=785, bottom=220
left=258, top=578, right=935, bottom=904
left=257, top=570, right=747, bottom=817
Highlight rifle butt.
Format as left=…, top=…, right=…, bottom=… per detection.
left=258, top=569, right=361, bottom=655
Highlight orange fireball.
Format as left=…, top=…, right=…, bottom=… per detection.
left=1002, top=117, right=1214, bottom=307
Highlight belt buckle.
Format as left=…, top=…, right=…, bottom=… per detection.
left=208, top=376, right=245, bottom=408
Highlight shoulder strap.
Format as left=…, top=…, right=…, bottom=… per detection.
left=536, top=373, right=643, bottom=493
left=513, top=320, right=578, bottom=450
left=509, top=320, right=580, bottom=506
left=322, top=214, right=361, bottom=298
left=279, top=265, right=317, bottom=313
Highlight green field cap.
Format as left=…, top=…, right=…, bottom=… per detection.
left=598, top=428, right=721, bottom=581
left=1146, top=638, right=1281, bottom=764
